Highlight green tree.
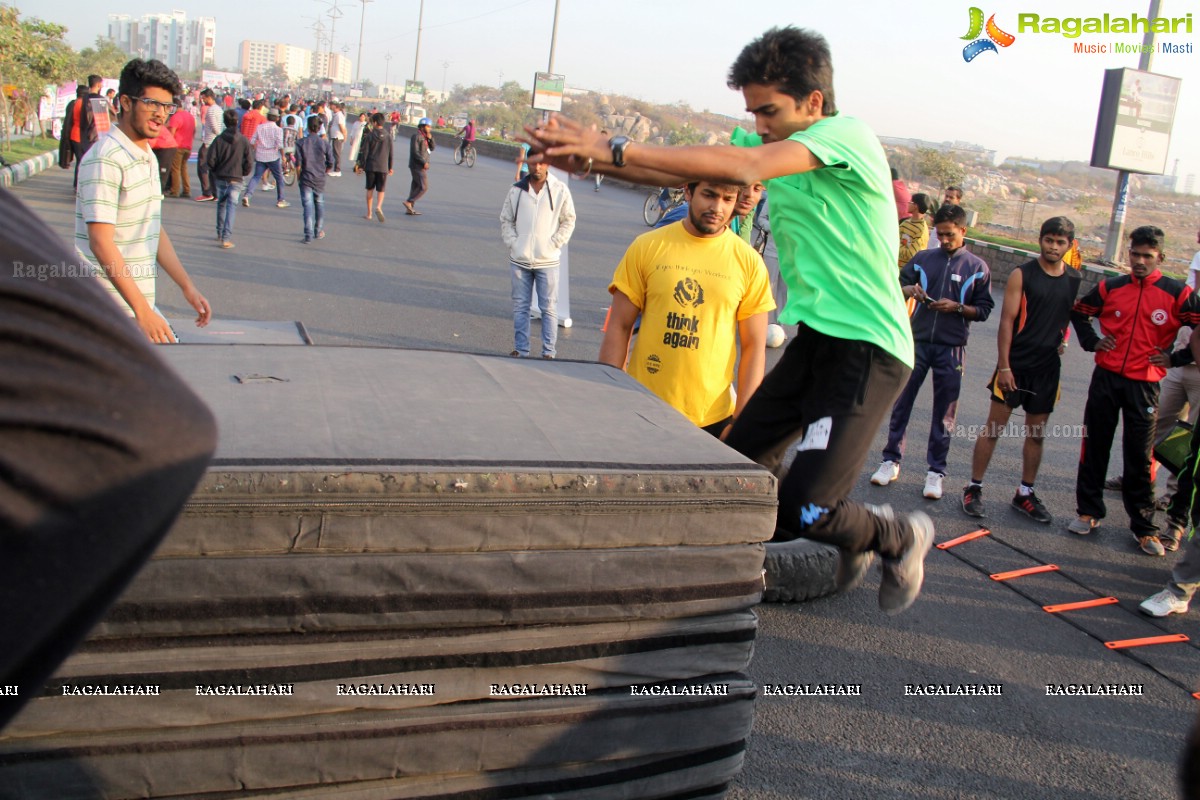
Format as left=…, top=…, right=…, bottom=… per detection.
left=264, top=64, right=290, bottom=89
left=0, top=6, right=75, bottom=149
left=972, top=196, right=998, bottom=226
left=668, top=122, right=703, bottom=146
left=76, top=36, right=128, bottom=79
left=1074, top=194, right=1096, bottom=218
left=916, top=147, right=965, bottom=192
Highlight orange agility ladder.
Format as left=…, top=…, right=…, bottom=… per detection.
left=936, top=529, right=990, bottom=550
left=990, top=564, right=1059, bottom=582
left=1043, top=597, right=1119, bottom=613
left=1105, top=634, right=1189, bottom=650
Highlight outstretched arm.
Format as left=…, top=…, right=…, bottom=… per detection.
left=524, top=115, right=822, bottom=189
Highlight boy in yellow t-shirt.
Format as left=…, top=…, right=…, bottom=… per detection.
left=600, top=181, right=775, bottom=438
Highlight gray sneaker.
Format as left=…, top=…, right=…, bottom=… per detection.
left=1066, top=516, right=1098, bottom=535
left=837, top=503, right=889, bottom=592
left=836, top=549, right=876, bottom=594
left=879, top=511, right=935, bottom=615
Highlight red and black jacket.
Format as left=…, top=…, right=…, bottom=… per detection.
left=1071, top=269, right=1200, bottom=382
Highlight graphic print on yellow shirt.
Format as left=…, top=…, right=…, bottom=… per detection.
left=610, top=223, right=774, bottom=427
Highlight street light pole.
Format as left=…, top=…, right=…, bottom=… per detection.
left=547, top=0, right=561, bottom=73
left=322, top=0, right=342, bottom=81
left=412, top=0, right=424, bottom=82
left=384, top=52, right=391, bottom=98
left=354, top=0, right=373, bottom=85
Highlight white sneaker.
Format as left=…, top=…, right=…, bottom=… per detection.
left=870, top=460, right=900, bottom=486
left=1139, top=589, right=1189, bottom=618
left=923, top=471, right=944, bottom=500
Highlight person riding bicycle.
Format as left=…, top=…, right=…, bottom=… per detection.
left=457, top=118, right=476, bottom=160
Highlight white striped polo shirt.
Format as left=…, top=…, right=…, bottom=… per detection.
left=75, top=125, right=163, bottom=315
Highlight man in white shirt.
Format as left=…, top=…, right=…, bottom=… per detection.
left=76, top=58, right=211, bottom=343
left=242, top=108, right=289, bottom=208
left=329, top=102, right=347, bottom=176
left=499, top=160, right=576, bottom=359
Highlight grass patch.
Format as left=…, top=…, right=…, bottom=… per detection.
left=968, top=229, right=1038, bottom=251
left=0, top=134, right=58, bottom=163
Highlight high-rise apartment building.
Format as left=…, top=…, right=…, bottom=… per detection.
left=106, top=11, right=216, bottom=73
left=239, top=41, right=353, bottom=85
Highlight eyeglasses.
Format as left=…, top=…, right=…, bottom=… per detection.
left=131, top=97, right=178, bottom=115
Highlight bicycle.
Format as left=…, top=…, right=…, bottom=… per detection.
left=751, top=223, right=768, bottom=255
left=643, top=186, right=686, bottom=226
left=258, top=153, right=296, bottom=191
left=282, top=151, right=297, bottom=186
left=453, top=138, right=476, bottom=168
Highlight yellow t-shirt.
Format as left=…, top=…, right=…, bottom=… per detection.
left=898, top=217, right=929, bottom=268
left=610, top=223, right=775, bottom=427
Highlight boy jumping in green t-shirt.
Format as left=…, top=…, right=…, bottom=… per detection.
left=525, top=26, right=933, bottom=615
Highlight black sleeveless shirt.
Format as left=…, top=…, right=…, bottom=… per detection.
left=1009, top=259, right=1083, bottom=371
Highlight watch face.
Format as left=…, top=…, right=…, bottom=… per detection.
left=611, top=136, right=629, bottom=167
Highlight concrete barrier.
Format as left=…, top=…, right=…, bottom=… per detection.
left=0, top=149, right=56, bottom=189
left=391, top=126, right=524, bottom=166
left=966, top=237, right=1120, bottom=292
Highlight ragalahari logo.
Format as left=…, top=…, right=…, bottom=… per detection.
left=962, top=7, right=1016, bottom=61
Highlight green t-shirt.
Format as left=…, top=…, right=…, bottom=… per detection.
left=734, top=117, right=914, bottom=367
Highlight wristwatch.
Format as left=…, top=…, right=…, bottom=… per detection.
left=956, top=303, right=965, bottom=315
left=609, top=136, right=631, bottom=168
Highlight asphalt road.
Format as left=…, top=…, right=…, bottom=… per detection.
left=11, top=149, right=1200, bottom=800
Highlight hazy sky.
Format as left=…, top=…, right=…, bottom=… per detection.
left=32, top=0, right=1200, bottom=190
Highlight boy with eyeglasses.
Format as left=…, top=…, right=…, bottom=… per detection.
left=75, top=58, right=211, bottom=344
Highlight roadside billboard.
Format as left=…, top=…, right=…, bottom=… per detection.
left=1090, top=67, right=1181, bottom=175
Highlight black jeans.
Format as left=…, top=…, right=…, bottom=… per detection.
left=407, top=167, right=428, bottom=204
left=331, top=137, right=343, bottom=171
left=1076, top=366, right=1159, bottom=535
left=724, top=324, right=913, bottom=558
left=71, top=140, right=86, bottom=189
left=196, top=142, right=213, bottom=196
left=154, top=147, right=175, bottom=193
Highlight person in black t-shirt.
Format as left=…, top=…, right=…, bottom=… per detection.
left=962, top=217, right=1082, bottom=523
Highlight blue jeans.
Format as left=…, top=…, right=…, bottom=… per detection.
left=214, top=179, right=242, bottom=241
left=300, top=185, right=324, bottom=239
left=511, top=263, right=558, bottom=357
left=882, top=341, right=965, bottom=474
left=245, top=159, right=284, bottom=201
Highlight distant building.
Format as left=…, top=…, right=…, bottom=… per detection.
left=312, top=52, right=352, bottom=84
left=879, top=135, right=996, bottom=165
left=238, top=41, right=353, bottom=85
left=1143, top=174, right=1178, bottom=193
left=106, top=12, right=215, bottom=73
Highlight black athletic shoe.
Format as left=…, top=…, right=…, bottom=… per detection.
left=1011, top=491, right=1052, bottom=524
left=962, top=484, right=985, bottom=518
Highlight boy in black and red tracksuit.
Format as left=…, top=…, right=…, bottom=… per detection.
left=1069, top=225, right=1200, bottom=554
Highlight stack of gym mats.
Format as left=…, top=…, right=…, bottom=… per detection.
left=0, top=347, right=776, bottom=799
